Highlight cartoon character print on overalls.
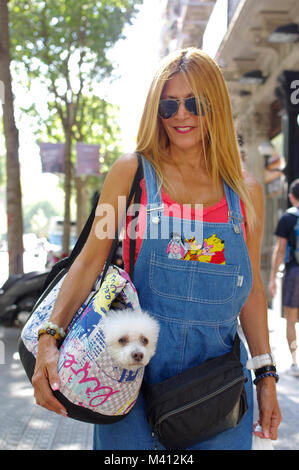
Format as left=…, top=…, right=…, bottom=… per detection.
left=166, top=232, right=187, bottom=259
left=181, top=233, right=226, bottom=264
left=93, top=156, right=254, bottom=451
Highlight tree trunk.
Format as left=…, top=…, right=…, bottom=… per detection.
left=75, top=175, right=89, bottom=236
left=62, top=123, right=72, bottom=256
left=0, top=0, right=24, bottom=275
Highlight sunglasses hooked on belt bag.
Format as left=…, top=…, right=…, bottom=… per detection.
left=141, top=333, right=248, bottom=450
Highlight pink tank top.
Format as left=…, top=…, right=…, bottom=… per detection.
left=123, top=177, right=246, bottom=272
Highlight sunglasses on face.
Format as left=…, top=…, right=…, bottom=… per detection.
left=158, top=96, right=209, bottom=119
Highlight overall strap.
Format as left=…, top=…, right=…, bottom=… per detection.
left=223, top=181, right=244, bottom=234
left=141, top=155, right=163, bottom=206
left=141, top=155, right=165, bottom=245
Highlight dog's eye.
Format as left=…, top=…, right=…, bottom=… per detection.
left=140, top=336, right=149, bottom=346
left=118, top=337, right=128, bottom=345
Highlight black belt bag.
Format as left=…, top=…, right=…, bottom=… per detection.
left=142, top=333, right=248, bottom=450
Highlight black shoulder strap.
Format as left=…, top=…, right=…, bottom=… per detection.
left=68, top=195, right=100, bottom=266
left=69, top=154, right=142, bottom=266
left=129, top=153, right=143, bottom=279
left=42, top=155, right=143, bottom=292
left=100, top=153, right=143, bottom=285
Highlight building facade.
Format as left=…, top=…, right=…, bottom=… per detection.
left=161, top=0, right=299, bottom=295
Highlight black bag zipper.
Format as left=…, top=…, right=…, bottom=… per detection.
left=155, top=375, right=246, bottom=430
left=151, top=430, right=159, bottom=450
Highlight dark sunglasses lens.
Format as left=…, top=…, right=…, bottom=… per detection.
left=185, top=97, right=199, bottom=116
left=158, top=100, right=178, bottom=119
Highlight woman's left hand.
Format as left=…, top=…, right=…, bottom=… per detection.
left=254, top=377, right=282, bottom=440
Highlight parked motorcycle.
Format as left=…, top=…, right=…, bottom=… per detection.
left=0, top=235, right=124, bottom=326
left=0, top=270, right=49, bottom=326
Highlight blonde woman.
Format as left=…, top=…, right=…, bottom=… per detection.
left=33, top=48, right=281, bottom=450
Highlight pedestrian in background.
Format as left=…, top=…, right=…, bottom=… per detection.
left=269, top=178, right=299, bottom=376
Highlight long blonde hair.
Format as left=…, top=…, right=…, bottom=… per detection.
left=136, top=47, right=256, bottom=232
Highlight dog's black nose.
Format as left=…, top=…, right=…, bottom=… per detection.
left=132, top=352, right=143, bottom=362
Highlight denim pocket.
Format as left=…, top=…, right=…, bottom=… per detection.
left=149, top=251, right=239, bottom=304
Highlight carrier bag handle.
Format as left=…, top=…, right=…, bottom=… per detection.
left=68, top=154, right=142, bottom=266
left=43, top=154, right=143, bottom=293
left=99, top=153, right=143, bottom=285
left=128, top=153, right=143, bottom=280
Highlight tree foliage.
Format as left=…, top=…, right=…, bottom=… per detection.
left=8, top=0, right=142, bottom=253
left=23, top=199, right=59, bottom=235
left=9, top=0, right=142, bottom=120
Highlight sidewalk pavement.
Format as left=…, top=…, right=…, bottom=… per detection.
left=0, top=307, right=298, bottom=450
left=265, top=307, right=299, bottom=451
left=0, top=326, right=94, bottom=450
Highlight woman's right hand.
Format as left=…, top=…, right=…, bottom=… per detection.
left=32, top=334, right=68, bottom=417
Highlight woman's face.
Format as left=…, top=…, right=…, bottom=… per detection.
left=160, top=73, right=209, bottom=154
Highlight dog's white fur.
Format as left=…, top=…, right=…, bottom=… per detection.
left=101, top=309, right=160, bottom=370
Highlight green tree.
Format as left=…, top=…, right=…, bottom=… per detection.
left=24, top=93, right=123, bottom=234
left=0, top=0, right=24, bottom=275
left=72, top=94, right=123, bottom=233
left=10, top=0, right=142, bottom=253
left=0, top=121, right=5, bottom=188
left=0, top=152, right=5, bottom=187
left=23, top=200, right=59, bottom=235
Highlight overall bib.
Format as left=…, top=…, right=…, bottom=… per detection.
left=93, top=156, right=254, bottom=450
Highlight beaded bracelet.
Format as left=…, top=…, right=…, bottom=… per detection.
left=38, top=321, right=66, bottom=342
left=254, top=365, right=277, bottom=377
left=253, top=371, right=279, bottom=385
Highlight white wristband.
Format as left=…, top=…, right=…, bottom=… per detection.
left=246, top=352, right=275, bottom=370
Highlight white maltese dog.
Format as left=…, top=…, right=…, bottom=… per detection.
left=101, top=308, right=160, bottom=371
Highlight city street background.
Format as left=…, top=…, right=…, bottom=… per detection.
left=1, top=0, right=299, bottom=453
left=0, top=253, right=298, bottom=450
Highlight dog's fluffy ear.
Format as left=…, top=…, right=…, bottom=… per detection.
left=101, top=308, right=160, bottom=345
left=131, top=309, right=160, bottom=339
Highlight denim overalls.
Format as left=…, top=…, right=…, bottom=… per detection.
left=93, top=156, right=254, bottom=450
